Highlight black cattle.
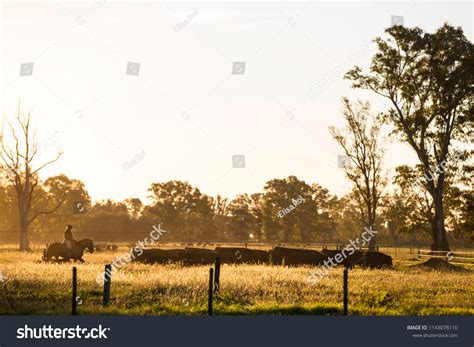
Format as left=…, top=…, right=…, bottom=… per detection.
left=180, top=248, right=218, bottom=265
left=321, top=249, right=392, bottom=268
left=133, top=249, right=183, bottom=263
left=271, top=247, right=325, bottom=266
left=184, top=247, right=214, bottom=252
left=214, top=247, right=269, bottom=264
left=364, top=251, right=393, bottom=268
left=322, top=249, right=366, bottom=267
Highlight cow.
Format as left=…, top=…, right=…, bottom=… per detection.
left=271, top=247, right=325, bottom=266
left=181, top=248, right=218, bottom=265
left=215, top=247, right=269, bottom=264
left=364, top=251, right=393, bottom=268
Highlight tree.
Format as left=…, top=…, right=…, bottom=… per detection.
left=0, top=106, right=63, bottom=250
left=34, top=175, right=91, bottom=237
left=332, top=192, right=367, bottom=243
left=82, top=199, right=151, bottom=242
left=211, top=194, right=230, bottom=241
left=147, top=180, right=215, bottom=241
left=330, top=98, right=386, bottom=251
left=226, top=194, right=258, bottom=242
left=249, top=193, right=264, bottom=243
left=345, top=24, right=473, bottom=251
left=0, top=182, right=16, bottom=237
left=124, top=198, right=143, bottom=220
left=261, top=176, right=334, bottom=243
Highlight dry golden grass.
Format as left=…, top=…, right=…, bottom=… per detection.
left=0, top=247, right=472, bottom=315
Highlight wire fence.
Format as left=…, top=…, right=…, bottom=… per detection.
left=417, top=249, right=474, bottom=265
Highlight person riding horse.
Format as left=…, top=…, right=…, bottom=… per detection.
left=63, top=224, right=75, bottom=257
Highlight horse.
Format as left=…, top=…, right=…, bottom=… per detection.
left=43, top=239, right=94, bottom=262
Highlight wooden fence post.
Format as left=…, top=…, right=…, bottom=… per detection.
left=208, top=268, right=214, bottom=316
left=71, top=267, right=77, bottom=315
left=214, top=257, right=221, bottom=294
left=103, top=264, right=112, bottom=307
left=343, top=267, right=348, bottom=316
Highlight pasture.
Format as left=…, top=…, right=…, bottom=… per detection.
left=0, top=245, right=473, bottom=315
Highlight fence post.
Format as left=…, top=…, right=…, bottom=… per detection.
left=103, top=264, right=112, bottom=307
left=208, top=268, right=214, bottom=316
left=343, top=267, right=348, bottom=316
left=214, top=257, right=221, bottom=294
left=71, top=267, right=77, bottom=315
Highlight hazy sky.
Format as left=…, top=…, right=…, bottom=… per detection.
left=1, top=1, right=472, bottom=202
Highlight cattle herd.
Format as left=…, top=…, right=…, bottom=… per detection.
left=132, top=246, right=393, bottom=268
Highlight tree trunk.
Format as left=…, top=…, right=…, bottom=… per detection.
left=368, top=236, right=376, bottom=252
left=430, top=196, right=450, bottom=251
left=19, top=217, right=30, bottom=251
left=367, top=209, right=376, bottom=252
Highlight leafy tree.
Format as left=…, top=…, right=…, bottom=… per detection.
left=345, top=24, right=473, bottom=251
left=249, top=193, right=263, bottom=243
left=0, top=183, right=17, bottom=238
left=261, top=176, right=335, bottom=243
left=226, top=194, right=258, bottom=242
left=124, top=198, right=143, bottom=220
left=147, top=180, right=215, bottom=241
left=34, top=175, right=91, bottom=235
left=211, top=194, right=230, bottom=241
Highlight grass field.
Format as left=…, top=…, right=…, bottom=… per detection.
left=0, top=246, right=473, bottom=315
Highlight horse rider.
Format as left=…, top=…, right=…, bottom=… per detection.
left=63, top=224, right=75, bottom=258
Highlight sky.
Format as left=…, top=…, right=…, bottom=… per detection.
left=1, top=1, right=472, bottom=203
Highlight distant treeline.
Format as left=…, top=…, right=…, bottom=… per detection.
left=0, top=174, right=471, bottom=246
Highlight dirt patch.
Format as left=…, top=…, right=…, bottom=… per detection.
left=414, top=258, right=470, bottom=272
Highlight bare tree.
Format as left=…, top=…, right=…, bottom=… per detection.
left=0, top=105, right=63, bottom=251
left=330, top=98, right=386, bottom=251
